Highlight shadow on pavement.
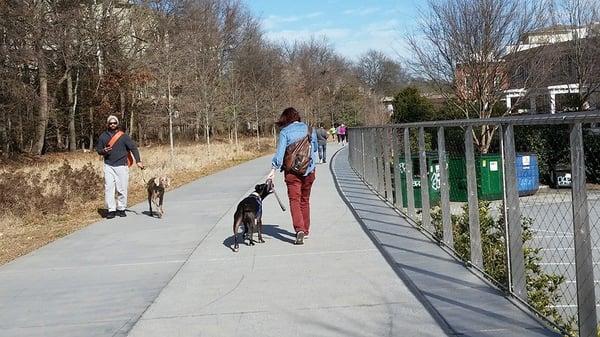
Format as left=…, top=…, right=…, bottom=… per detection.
left=222, top=224, right=296, bottom=252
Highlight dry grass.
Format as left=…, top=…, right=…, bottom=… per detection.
left=0, top=138, right=274, bottom=265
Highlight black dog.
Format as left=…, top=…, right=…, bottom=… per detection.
left=232, top=182, right=273, bottom=252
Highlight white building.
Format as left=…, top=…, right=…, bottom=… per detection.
left=504, top=23, right=600, bottom=114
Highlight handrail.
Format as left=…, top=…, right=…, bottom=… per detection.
left=351, top=110, right=600, bottom=129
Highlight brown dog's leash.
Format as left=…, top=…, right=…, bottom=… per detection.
left=140, top=166, right=149, bottom=184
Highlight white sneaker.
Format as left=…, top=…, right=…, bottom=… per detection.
left=295, top=231, right=305, bottom=245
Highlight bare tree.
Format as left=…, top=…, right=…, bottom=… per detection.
left=554, top=0, right=600, bottom=109
left=356, top=49, right=407, bottom=95
left=407, top=0, right=548, bottom=152
left=0, top=0, right=390, bottom=156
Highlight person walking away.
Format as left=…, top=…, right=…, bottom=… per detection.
left=96, top=115, right=144, bottom=219
left=335, top=124, right=342, bottom=143
left=316, top=124, right=329, bottom=164
left=328, top=125, right=336, bottom=141
left=338, top=123, right=347, bottom=145
left=267, top=107, right=318, bottom=245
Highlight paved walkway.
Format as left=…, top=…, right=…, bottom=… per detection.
left=0, top=144, right=559, bottom=337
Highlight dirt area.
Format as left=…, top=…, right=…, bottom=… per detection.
left=0, top=139, right=274, bottom=265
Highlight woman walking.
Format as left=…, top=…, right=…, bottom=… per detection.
left=267, top=107, right=318, bottom=245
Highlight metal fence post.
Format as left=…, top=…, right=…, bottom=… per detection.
left=438, top=127, right=453, bottom=247
left=404, top=128, right=416, bottom=219
left=501, top=124, right=527, bottom=300
left=383, top=128, right=394, bottom=202
left=367, top=129, right=375, bottom=187
left=374, top=128, right=382, bottom=193
left=570, top=122, right=598, bottom=337
left=376, top=128, right=385, bottom=197
left=361, top=129, right=366, bottom=179
left=393, top=128, right=404, bottom=210
left=348, top=129, right=354, bottom=168
left=465, top=126, right=483, bottom=268
left=419, top=127, right=432, bottom=231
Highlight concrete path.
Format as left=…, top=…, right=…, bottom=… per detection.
left=0, top=144, right=559, bottom=337
left=125, top=144, right=446, bottom=337
left=332, top=146, right=561, bottom=337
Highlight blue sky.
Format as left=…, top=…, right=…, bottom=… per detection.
left=246, top=0, right=421, bottom=61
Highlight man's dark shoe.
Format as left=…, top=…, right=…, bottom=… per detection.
left=106, top=211, right=116, bottom=219
left=117, top=210, right=127, bottom=217
left=295, top=231, right=305, bottom=245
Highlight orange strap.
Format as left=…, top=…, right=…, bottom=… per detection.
left=107, top=131, right=125, bottom=148
left=106, top=131, right=134, bottom=167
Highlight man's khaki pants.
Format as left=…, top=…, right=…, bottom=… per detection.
left=104, top=164, right=129, bottom=212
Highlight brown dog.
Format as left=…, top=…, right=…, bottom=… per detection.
left=147, top=176, right=170, bottom=218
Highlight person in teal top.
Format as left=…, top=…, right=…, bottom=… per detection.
left=268, top=107, right=318, bottom=245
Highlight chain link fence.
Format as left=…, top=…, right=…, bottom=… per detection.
left=347, top=112, right=600, bottom=337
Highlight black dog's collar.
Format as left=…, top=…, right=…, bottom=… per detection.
left=251, top=193, right=263, bottom=219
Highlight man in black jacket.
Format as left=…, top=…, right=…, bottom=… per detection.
left=316, top=124, right=329, bottom=163
left=95, top=115, right=144, bottom=219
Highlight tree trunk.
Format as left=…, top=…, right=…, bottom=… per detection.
left=167, top=76, right=174, bottom=160
left=68, top=70, right=79, bottom=151
left=17, top=111, right=24, bottom=151
left=0, top=108, right=8, bottom=155
left=138, top=121, right=143, bottom=145
left=195, top=110, right=201, bottom=141
left=254, top=99, right=260, bottom=147
left=128, top=109, right=135, bottom=137
left=32, top=50, right=48, bottom=155
left=233, top=106, right=239, bottom=149
left=119, top=88, right=126, bottom=123
left=53, top=106, right=63, bottom=150
left=204, top=109, right=210, bottom=147
left=88, top=106, right=94, bottom=151
left=128, top=91, right=135, bottom=137
left=93, top=0, right=104, bottom=78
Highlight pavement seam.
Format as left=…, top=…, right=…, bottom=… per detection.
left=0, top=318, right=129, bottom=330
left=114, top=176, right=267, bottom=337
left=137, top=301, right=411, bottom=322
left=194, top=248, right=380, bottom=262
left=0, top=260, right=187, bottom=274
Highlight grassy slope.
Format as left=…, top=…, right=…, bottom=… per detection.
left=0, top=139, right=274, bottom=265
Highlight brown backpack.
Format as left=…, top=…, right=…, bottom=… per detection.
left=282, top=127, right=313, bottom=176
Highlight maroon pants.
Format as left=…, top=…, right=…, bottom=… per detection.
left=284, top=171, right=316, bottom=235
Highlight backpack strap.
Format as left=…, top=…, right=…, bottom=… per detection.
left=107, top=131, right=125, bottom=148
left=106, top=131, right=135, bottom=167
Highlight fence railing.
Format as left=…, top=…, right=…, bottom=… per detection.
left=347, top=111, right=600, bottom=337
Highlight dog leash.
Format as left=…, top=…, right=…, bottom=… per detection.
left=140, top=166, right=149, bottom=184
left=266, top=178, right=286, bottom=212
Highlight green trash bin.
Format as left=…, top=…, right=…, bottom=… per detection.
left=448, top=157, right=468, bottom=202
left=478, top=155, right=503, bottom=200
left=448, top=154, right=504, bottom=202
left=398, top=154, right=441, bottom=208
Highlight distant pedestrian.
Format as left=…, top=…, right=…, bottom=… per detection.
left=338, top=123, right=347, bottom=145
left=95, top=115, right=144, bottom=219
left=335, top=123, right=342, bottom=143
left=329, top=125, right=336, bottom=141
left=267, top=107, right=318, bottom=245
left=316, top=124, right=329, bottom=164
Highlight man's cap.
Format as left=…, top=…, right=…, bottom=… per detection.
left=107, top=115, right=119, bottom=124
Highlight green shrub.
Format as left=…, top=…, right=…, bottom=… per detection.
left=432, top=202, right=576, bottom=334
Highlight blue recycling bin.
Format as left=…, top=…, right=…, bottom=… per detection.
left=516, top=153, right=540, bottom=196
